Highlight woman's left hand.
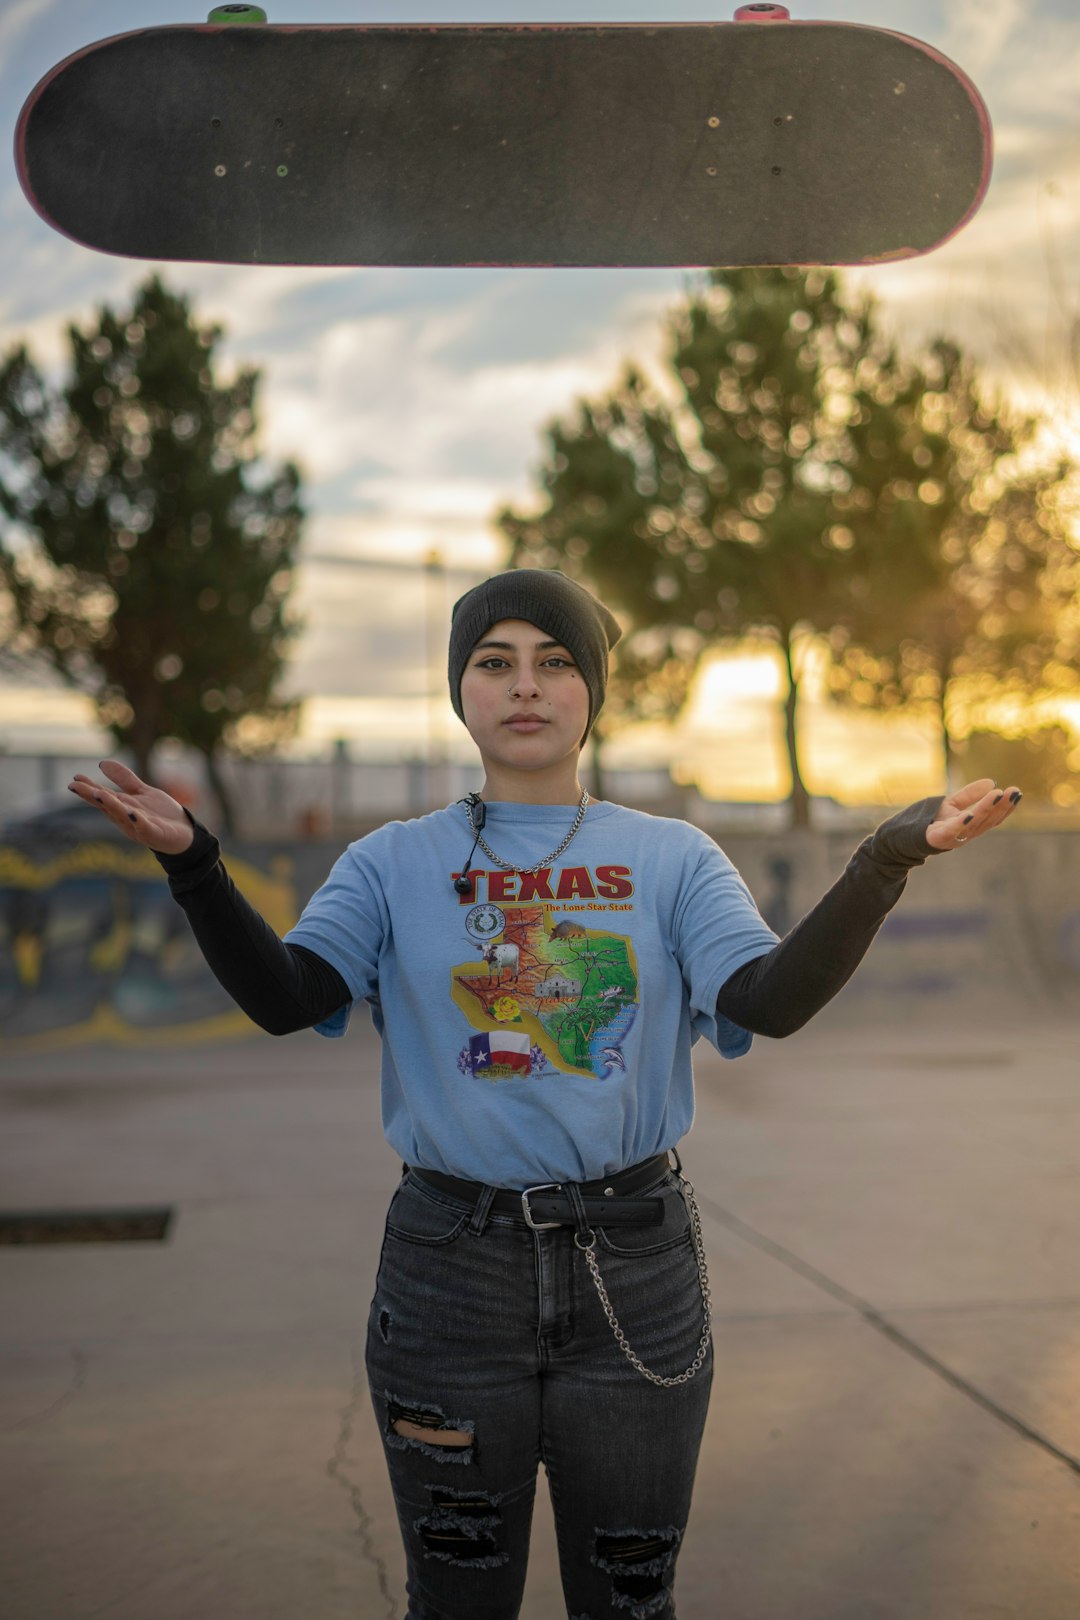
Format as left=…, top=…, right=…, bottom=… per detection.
left=924, top=777, right=1022, bottom=852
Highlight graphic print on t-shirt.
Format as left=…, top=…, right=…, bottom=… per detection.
left=451, top=898, right=639, bottom=1081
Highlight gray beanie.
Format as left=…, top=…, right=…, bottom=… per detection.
left=448, top=569, right=622, bottom=744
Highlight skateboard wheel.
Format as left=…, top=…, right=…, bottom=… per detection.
left=207, top=5, right=268, bottom=21
left=734, top=4, right=791, bottom=19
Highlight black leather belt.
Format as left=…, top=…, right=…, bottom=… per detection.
left=407, top=1151, right=671, bottom=1229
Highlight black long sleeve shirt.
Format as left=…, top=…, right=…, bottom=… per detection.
left=153, top=796, right=945, bottom=1040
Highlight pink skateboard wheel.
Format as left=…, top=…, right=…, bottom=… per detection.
left=734, top=4, right=791, bottom=19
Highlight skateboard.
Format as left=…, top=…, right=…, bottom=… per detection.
left=15, top=4, right=992, bottom=269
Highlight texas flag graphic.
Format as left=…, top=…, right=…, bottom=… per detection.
left=469, top=1031, right=531, bottom=1075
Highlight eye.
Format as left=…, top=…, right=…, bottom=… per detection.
left=544, top=656, right=574, bottom=668
left=476, top=656, right=509, bottom=670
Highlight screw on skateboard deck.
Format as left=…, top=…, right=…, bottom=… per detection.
left=15, top=5, right=992, bottom=269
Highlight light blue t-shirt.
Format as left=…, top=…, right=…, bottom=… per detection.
left=284, top=799, right=781, bottom=1186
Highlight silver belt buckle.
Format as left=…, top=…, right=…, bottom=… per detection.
left=521, top=1182, right=563, bottom=1230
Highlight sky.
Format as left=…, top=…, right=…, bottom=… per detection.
left=3, top=0, right=1080, bottom=806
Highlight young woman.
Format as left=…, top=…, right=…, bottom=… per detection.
left=69, top=568, right=1021, bottom=1620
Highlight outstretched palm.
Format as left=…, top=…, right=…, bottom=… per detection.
left=67, top=759, right=194, bottom=854
left=924, top=777, right=1021, bottom=851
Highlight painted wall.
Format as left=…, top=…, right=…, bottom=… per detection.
left=2, top=822, right=1076, bottom=1051
left=0, top=831, right=300, bottom=1049
left=734, top=826, right=1080, bottom=1017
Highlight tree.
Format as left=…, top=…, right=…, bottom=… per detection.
left=0, top=274, right=304, bottom=832
left=820, top=340, right=1080, bottom=798
left=498, top=268, right=951, bottom=827
left=586, top=624, right=703, bottom=801
left=497, top=269, right=1080, bottom=824
left=961, top=723, right=1075, bottom=808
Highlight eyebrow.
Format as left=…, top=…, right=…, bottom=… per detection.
left=472, top=638, right=567, bottom=653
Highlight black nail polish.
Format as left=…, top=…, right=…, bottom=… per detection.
left=1010, top=791, right=1022, bottom=803
left=963, top=814, right=974, bottom=823
left=993, top=794, right=1003, bottom=804
left=128, top=812, right=137, bottom=822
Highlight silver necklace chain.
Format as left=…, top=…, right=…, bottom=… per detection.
left=466, top=788, right=590, bottom=877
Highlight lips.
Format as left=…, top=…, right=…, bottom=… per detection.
left=504, top=713, right=548, bottom=731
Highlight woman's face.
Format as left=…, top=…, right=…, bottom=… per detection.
left=459, top=618, right=590, bottom=774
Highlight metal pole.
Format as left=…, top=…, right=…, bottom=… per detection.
left=424, top=550, right=444, bottom=809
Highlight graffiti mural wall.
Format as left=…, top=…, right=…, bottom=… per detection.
left=0, top=832, right=297, bottom=1049
left=3, top=804, right=1078, bottom=1051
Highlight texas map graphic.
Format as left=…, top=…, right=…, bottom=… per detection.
left=451, top=903, right=639, bottom=1080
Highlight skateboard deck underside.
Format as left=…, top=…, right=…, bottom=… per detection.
left=16, top=23, right=992, bottom=268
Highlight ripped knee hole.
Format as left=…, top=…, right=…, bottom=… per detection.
left=416, top=1486, right=506, bottom=1568
left=387, top=1398, right=474, bottom=1448
left=594, top=1528, right=681, bottom=1611
left=392, top=1417, right=473, bottom=1447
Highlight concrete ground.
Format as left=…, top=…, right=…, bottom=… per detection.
left=2, top=992, right=1079, bottom=1619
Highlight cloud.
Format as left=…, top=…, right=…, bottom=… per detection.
left=0, top=0, right=62, bottom=62
left=255, top=284, right=674, bottom=502
left=939, top=0, right=1024, bottom=76
left=284, top=512, right=492, bottom=703
left=846, top=118, right=1080, bottom=379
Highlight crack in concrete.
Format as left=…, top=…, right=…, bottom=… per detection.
left=696, top=1191, right=1080, bottom=1480
left=325, top=1340, right=399, bottom=1620
left=3, top=1343, right=88, bottom=1432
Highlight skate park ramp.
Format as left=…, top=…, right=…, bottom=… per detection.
left=2, top=995, right=1079, bottom=1618
left=3, top=802, right=1079, bottom=1612
left=1, top=803, right=1078, bottom=1047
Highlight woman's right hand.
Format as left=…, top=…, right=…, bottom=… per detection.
left=67, top=760, right=195, bottom=855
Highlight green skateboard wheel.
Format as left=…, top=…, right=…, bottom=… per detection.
left=207, top=5, right=268, bottom=22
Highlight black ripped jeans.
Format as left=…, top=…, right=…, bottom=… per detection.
left=365, top=1164, right=713, bottom=1620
